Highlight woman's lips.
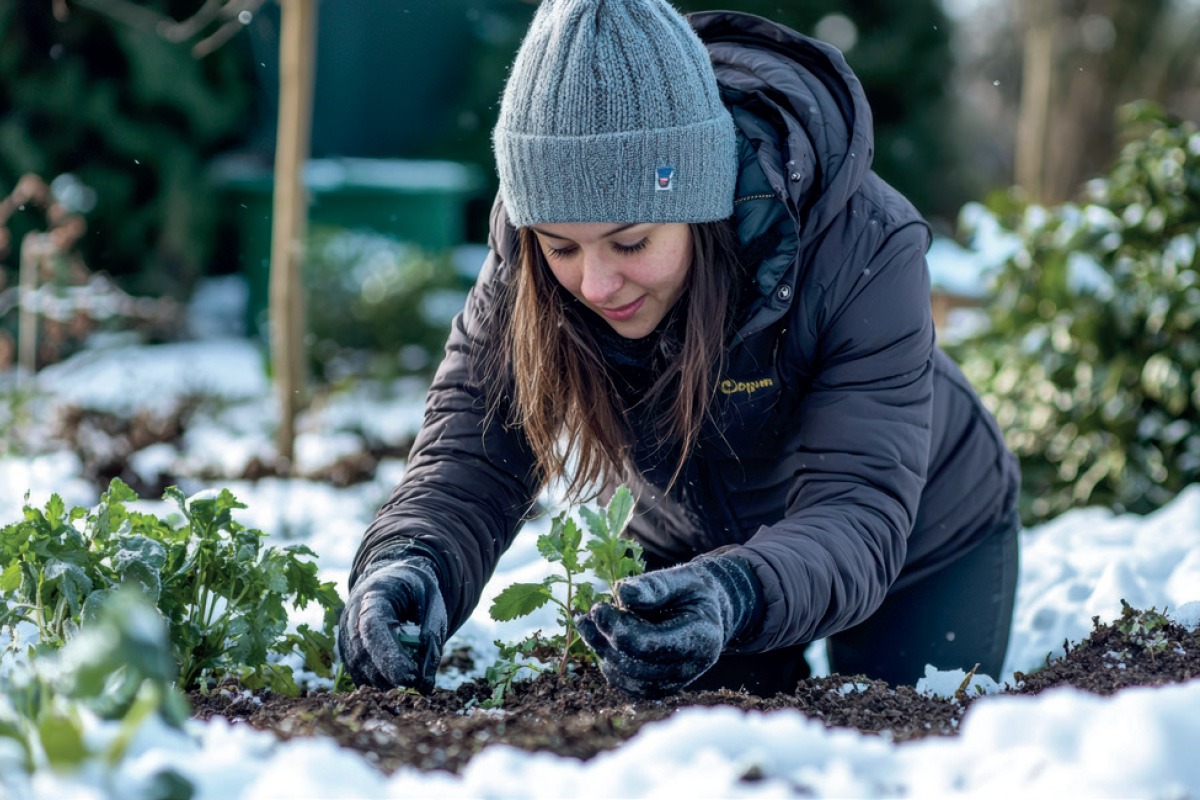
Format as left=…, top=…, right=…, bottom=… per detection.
left=599, top=296, right=646, bottom=321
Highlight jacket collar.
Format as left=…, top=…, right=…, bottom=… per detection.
left=691, top=10, right=876, bottom=335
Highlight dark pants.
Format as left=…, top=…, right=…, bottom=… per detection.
left=690, top=511, right=1020, bottom=694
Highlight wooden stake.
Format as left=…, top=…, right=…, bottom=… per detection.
left=269, top=0, right=316, bottom=469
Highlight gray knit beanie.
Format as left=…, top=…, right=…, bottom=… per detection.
left=493, top=0, right=737, bottom=227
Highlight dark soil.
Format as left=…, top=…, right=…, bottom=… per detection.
left=191, top=607, right=1200, bottom=776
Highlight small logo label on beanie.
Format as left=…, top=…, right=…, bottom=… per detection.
left=655, top=167, right=675, bottom=191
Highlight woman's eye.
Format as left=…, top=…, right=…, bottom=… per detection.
left=613, top=239, right=648, bottom=254
left=545, top=244, right=578, bottom=260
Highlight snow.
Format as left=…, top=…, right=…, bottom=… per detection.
left=916, top=666, right=1002, bottom=700
left=35, top=338, right=268, bottom=416
left=926, top=236, right=991, bottom=299
left=3, top=276, right=1200, bottom=798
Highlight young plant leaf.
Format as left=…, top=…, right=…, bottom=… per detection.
left=0, top=561, right=21, bottom=592
left=605, top=486, right=635, bottom=537
left=578, top=506, right=607, bottom=542
left=489, top=582, right=553, bottom=621
left=486, top=486, right=645, bottom=685
left=42, top=559, right=94, bottom=617
left=537, top=514, right=585, bottom=572
left=37, top=713, right=88, bottom=769
left=573, top=582, right=600, bottom=614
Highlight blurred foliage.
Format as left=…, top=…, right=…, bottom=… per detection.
left=415, top=0, right=538, bottom=242
left=0, top=590, right=192, bottom=797
left=303, top=231, right=473, bottom=383
left=950, top=102, right=1200, bottom=524
left=0, top=175, right=182, bottom=371
left=0, top=1, right=255, bottom=298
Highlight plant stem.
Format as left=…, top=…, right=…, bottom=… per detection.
left=33, top=573, right=47, bottom=642
left=559, top=571, right=574, bottom=676
left=51, top=594, right=67, bottom=644
left=559, top=630, right=572, bottom=676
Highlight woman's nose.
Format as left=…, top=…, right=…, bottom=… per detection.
left=578, top=252, right=622, bottom=305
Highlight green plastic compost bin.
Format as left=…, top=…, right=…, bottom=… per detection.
left=211, top=156, right=483, bottom=338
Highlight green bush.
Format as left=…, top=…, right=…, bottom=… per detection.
left=949, top=103, right=1200, bottom=524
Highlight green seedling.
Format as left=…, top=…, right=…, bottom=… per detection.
left=488, top=486, right=644, bottom=686
left=476, top=635, right=553, bottom=709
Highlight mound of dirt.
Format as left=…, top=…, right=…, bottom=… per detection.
left=190, top=606, right=1200, bottom=776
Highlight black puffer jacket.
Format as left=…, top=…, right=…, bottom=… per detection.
left=349, top=11, right=1020, bottom=654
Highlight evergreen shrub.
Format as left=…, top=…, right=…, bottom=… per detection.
left=950, top=103, right=1200, bottom=523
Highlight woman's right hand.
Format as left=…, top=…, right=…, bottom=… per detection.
left=337, top=557, right=448, bottom=692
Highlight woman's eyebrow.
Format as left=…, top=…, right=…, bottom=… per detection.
left=530, top=222, right=641, bottom=240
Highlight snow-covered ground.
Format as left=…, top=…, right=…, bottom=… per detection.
left=3, top=276, right=1200, bottom=798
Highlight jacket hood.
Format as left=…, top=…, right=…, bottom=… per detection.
left=690, top=11, right=875, bottom=281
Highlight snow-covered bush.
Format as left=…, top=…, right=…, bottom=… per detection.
left=302, top=231, right=471, bottom=381
left=950, top=102, right=1200, bottom=524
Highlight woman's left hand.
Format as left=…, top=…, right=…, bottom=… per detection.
left=576, top=555, right=762, bottom=697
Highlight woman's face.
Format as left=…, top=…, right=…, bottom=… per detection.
left=530, top=222, right=693, bottom=339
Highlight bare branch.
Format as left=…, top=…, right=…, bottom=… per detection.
left=194, top=0, right=268, bottom=58
left=67, top=0, right=262, bottom=55
left=159, top=0, right=227, bottom=42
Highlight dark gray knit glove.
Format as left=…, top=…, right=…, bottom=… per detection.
left=337, top=557, right=448, bottom=693
left=576, top=555, right=763, bottom=698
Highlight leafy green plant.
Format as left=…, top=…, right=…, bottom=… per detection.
left=487, top=486, right=644, bottom=696
left=0, top=381, right=42, bottom=455
left=949, top=102, right=1200, bottom=524
left=0, top=590, right=193, bottom=799
left=0, top=478, right=343, bottom=696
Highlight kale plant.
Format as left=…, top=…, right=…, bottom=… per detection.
left=0, top=478, right=344, bottom=695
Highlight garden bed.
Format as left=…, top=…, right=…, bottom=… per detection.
left=191, top=607, right=1200, bottom=776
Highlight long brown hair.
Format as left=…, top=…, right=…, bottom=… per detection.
left=488, top=220, right=742, bottom=502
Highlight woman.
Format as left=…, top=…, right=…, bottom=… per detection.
left=338, top=0, right=1020, bottom=698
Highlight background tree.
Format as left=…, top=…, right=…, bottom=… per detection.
left=954, top=0, right=1200, bottom=205
left=1017, top=0, right=1170, bottom=203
